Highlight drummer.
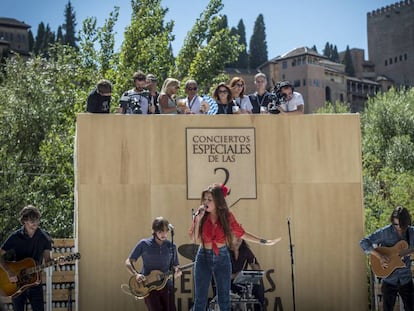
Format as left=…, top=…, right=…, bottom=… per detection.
left=230, top=237, right=265, bottom=310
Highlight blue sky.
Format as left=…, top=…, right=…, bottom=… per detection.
left=2, top=0, right=398, bottom=59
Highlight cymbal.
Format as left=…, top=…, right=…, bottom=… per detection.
left=178, top=244, right=198, bottom=261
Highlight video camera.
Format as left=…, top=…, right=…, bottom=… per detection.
left=267, top=81, right=292, bottom=114
left=119, top=90, right=150, bottom=114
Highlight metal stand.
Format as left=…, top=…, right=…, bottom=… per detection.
left=169, top=228, right=176, bottom=309
left=287, top=217, right=296, bottom=311
left=67, top=284, right=73, bottom=311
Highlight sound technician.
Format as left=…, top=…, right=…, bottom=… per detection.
left=360, top=206, right=414, bottom=311
left=230, top=238, right=265, bottom=310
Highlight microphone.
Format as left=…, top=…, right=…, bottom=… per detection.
left=194, top=205, right=207, bottom=217
left=168, top=223, right=174, bottom=232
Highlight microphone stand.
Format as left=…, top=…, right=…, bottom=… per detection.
left=169, top=228, right=176, bottom=309
left=287, top=217, right=296, bottom=311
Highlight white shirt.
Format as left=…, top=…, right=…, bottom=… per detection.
left=280, top=92, right=304, bottom=112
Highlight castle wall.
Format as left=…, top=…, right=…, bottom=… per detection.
left=367, top=0, right=414, bottom=86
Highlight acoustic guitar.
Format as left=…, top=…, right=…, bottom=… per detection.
left=128, top=262, right=194, bottom=299
left=0, top=252, right=81, bottom=298
left=370, top=240, right=414, bottom=278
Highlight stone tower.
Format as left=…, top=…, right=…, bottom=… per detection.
left=367, top=0, right=414, bottom=87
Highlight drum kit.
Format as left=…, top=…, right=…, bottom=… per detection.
left=178, top=244, right=264, bottom=311
left=208, top=270, right=264, bottom=310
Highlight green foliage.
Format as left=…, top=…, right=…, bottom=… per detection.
left=248, top=14, right=268, bottom=69
left=116, top=0, right=174, bottom=95
left=315, top=101, right=351, bottom=113
left=97, top=7, right=120, bottom=78
left=0, top=45, right=90, bottom=241
left=226, top=19, right=248, bottom=69
left=173, top=0, right=224, bottom=80
left=33, top=22, right=55, bottom=57
left=188, top=28, right=242, bottom=92
left=362, top=87, right=414, bottom=233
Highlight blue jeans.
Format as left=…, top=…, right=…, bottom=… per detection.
left=193, top=246, right=231, bottom=311
left=382, top=280, right=414, bottom=311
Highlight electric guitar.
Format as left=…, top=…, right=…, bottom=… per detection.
left=0, top=252, right=81, bottom=298
left=128, top=262, right=194, bottom=299
left=370, top=240, right=414, bottom=278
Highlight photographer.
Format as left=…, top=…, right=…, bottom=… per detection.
left=269, top=80, right=304, bottom=115
left=118, top=71, right=154, bottom=115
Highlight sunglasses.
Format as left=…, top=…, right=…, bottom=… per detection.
left=235, top=83, right=244, bottom=87
left=135, top=77, right=146, bottom=81
left=218, top=89, right=229, bottom=94
left=186, top=87, right=198, bottom=91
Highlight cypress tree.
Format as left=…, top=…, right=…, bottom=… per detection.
left=33, top=22, right=45, bottom=55
left=343, top=45, right=355, bottom=76
left=332, top=45, right=340, bottom=63
left=56, top=26, right=64, bottom=44
left=311, top=45, right=318, bottom=53
left=248, top=14, right=268, bottom=69
left=235, top=19, right=248, bottom=68
left=63, top=0, right=77, bottom=47
left=27, top=30, right=34, bottom=52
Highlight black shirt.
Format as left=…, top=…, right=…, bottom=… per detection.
left=1, top=227, right=52, bottom=264
left=249, top=91, right=272, bottom=114
left=86, top=89, right=111, bottom=113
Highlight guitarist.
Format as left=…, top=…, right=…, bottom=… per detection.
left=360, top=206, right=414, bottom=311
left=0, top=205, right=52, bottom=311
left=125, top=217, right=181, bottom=310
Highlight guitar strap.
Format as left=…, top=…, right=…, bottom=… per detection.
left=406, top=228, right=411, bottom=246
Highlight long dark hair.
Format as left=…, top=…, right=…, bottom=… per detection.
left=390, top=206, right=412, bottom=229
left=198, top=183, right=233, bottom=247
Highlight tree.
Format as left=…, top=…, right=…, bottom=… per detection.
left=331, top=45, right=339, bottom=63
left=116, top=0, right=174, bottom=94
left=0, top=45, right=90, bottom=240
left=33, top=23, right=55, bottom=57
left=188, top=28, right=242, bottom=92
left=173, top=0, right=224, bottom=80
left=227, top=19, right=248, bottom=69
left=311, top=45, right=318, bottom=54
left=97, top=7, right=120, bottom=78
left=33, top=22, right=46, bottom=55
left=248, top=14, right=268, bottom=70
left=323, top=42, right=340, bottom=62
left=63, top=0, right=77, bottom=47
left=315, top=89, right=414, bottom=236
left=56, top=26, right=64, bottom=43
left=343, top=45, right=355, bottom=76
left=207, top=14, right=228, bottom=43
left=173, top=0, right=243, bottom=92
left=28, top=30, right=35, bottom=52
left=362, top=88, right=414, bottom=233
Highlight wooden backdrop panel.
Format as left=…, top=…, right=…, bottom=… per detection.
left=75, top=113, right=367, bottom=311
